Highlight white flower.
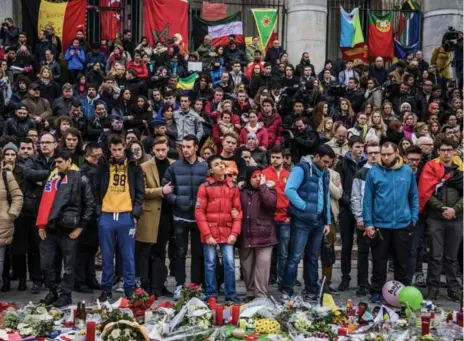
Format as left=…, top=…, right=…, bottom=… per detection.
left=110, top=328, right=121, bottom=339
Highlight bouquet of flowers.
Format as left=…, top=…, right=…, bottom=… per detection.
left=174, top=283, right=203, bottom=312
left=15, top=306, right=54, bottom=337
left=129, top=288, right=155, bottom=318
left=101, top=320, right=149, bottom=341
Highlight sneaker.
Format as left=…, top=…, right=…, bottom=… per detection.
left=413, top=273, right=426, bottom=287
left=295, top=280, right=302, bottom=287
left=114, top=279, right=124, bottom=293
left=31, top=281, right=43, bottom=294
left=74, top=285, right=93, bottom=293
left=338, top=279, right=350, bottom=292
left=41, top=290, right=58, bottom=305
left=356, top=287, right=369, bottom=297
left=98, top=291, right=113, bottom=302
left=279, top=293, right=291, bottom=304
left=325, top=283, right=339, bottom=294
left=303, top=292, right=318, bottom=303
left=369, top=293, right=382, bottom=303
left=173, top=285, right=183, bottom=301
left=53, top=295, right=72, bottom=308
left=225, top=296, right=242, bottom=304
left=447, top=290, right=462, bottom=303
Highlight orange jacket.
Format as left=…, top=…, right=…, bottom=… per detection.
left=262, top=166, right=290, bottom=222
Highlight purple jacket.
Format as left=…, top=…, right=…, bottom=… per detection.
left=240, top=185, right=277, bottom=248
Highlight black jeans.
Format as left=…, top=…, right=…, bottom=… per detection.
left=74, top=244, right=98, bottom=287
left=426, top=218, right=462, bottom=291
left=356, top=229, right=371, bottom=288
left=24, top=216, right=42, bottom=282
left=371, top=228, right=411, bottom=293
left=339, top=204, right=356, bottom=282
left=40, top=229, right=78, bottom=295
left=174, top=221, right=203, bottom=286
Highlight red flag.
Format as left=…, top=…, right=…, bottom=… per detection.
left=201, top=2, right=227, bottom=21
left=368, top=11, right=394, bottom=58
left=100, top=0, right=121, bottom=40
left=143, top=0, right=189, bottom=46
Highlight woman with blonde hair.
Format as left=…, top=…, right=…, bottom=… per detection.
left=316, top=117, right=334, bottom=144
left=332, top=97, right=355, bottom=127
left=37, top=65, right=60, bottom=106
left=365, top=110, right=387, bottom=142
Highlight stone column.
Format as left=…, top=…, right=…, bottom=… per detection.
left=422, top=0, right=463, bottom=63
left=285, top=0, right=328, bottom=73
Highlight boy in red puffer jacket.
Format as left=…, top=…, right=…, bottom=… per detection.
left=195, top=155, right=242, bottom=303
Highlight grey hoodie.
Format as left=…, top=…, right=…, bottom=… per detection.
left=350, top=162, right=373, bottom=222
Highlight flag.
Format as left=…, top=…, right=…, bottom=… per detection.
left=201, top=1, right=227, bottom=21
left=21, top=0, right=87, bottom=51
left=341, top=42, right=369, bottom=62
left=394, top=1, right=421, bottom=58
left=251, top=9, right=278, bottom=51
left=368, top=11, right=394, bottom=58
left=177, top=73, right=199, bottom=90
left=100, top=0, right=122, bottom=40
left=340, top=6, right=364, bottom=48
left=144, top=0, right=189, bottom=46
left=192, top=12, right=243, bottom=49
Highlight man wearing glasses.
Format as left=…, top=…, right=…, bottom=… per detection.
left=418, top=139, right=463, bottom=302
left=22, top=132, right=58, bottom=293
left=363, top=141, right=418, bottom=303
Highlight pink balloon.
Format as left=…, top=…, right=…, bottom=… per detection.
left=382, top=280, right=405, bottom=307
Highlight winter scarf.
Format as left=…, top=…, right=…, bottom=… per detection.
left=36, top=164, right=80, bottom=229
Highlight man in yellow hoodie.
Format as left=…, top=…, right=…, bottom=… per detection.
left=95, top=136, right=144, bottom=301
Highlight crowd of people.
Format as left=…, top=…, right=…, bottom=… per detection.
left=0, top=17, right=461, bottom=308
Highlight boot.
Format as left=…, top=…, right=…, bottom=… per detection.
left=18, top=278, right=27, bottom=291
left=41, top=290, right=58, bottom=305
left=1, top=277, right=10, bottom=292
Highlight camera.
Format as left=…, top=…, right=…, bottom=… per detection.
left=328, top=84, right=346, bottom=97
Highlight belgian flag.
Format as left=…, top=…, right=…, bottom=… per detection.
left=21, top=0, right=87, bottom=53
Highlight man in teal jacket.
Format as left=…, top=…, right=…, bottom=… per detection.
left=363, top=142, right=419, bottom=303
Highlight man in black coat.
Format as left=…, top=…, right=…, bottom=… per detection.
left=288, top=117, right=319, bottom=162
left=74, top=142, right=103, bottom=293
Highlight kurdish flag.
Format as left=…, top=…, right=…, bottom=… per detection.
left=177, top=73, right=199, bottom=91
left=192, top=12, right=243, bottom=49
left=21, top=0, right=87, bottom=51
left=368, top=11, right=394, bottom=58
left=251, top=9, right=278, bottom=51
left=340, top=7, right=364, bottom=48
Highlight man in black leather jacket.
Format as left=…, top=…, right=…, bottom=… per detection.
left=37, top=149, right=95, bottom=307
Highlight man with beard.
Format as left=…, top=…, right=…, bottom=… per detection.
left=3, top=104, right=36, bottom=138
left=81, top=84, right=100, bottom=119
left=368, top=57, right=388, bottom=86
left=21, top=83, right=52, bottom=126
left=363, top=142, right=418, bottom=303
left=52, top=83, right=75, bottom=117
left=287, top=117, right=319, bottom=162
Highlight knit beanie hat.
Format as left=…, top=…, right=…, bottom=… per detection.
left=2, top=142, right=18, bottom=155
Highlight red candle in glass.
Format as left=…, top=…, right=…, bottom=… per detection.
left=421, top=314, right=431, bottom=336
left=457, top=311, right=463, bottom=327
left=215, top=305, right=224, bottom=326
left=231, top=305, right=240, bottom=325
left=338, top=327, right=348, bottom=336
left=208, top=297, right=217, bottom=310
left=86, top=321, right=96, bottom=341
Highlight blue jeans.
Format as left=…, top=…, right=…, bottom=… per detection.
left=276, top=222, right=291, bottom=281
left=203, top=243, right=236, bottom=298
left=281, top=219, right=324, bottom=296
left=99, top=212, right=136, bottom=296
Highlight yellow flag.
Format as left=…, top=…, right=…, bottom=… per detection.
left=38, top=0, right=68, bottom=42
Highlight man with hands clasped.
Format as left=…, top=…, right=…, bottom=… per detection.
left=195, top=155, right=242, bottom=303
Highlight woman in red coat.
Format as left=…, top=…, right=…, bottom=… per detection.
left=195, top=156, right=242, bottom=302
left=127, top=50, right=149, bottom=80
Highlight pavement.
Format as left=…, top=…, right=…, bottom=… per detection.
left=0, top=260, right=460, bottom=312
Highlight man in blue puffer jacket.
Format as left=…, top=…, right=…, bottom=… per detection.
left=363, top=141, right=419, bottom=303
left=280, top=145, right=334, bottom=303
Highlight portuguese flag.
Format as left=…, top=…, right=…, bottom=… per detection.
left=368, top=11, right=394, bottom=58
